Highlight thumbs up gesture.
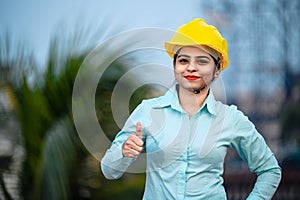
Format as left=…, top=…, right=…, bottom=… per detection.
left=122, top=122, right=144, bottom=158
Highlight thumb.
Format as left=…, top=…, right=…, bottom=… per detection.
left=135, top=122, right=142, bottom=139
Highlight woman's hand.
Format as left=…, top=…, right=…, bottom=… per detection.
left=122, top=122, right=144, bottom=158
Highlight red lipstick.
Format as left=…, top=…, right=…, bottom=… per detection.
left=184, top=75, right=199, bottom=80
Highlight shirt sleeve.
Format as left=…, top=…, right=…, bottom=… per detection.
left=229, top=107, right=282, bottom=200
left=100, top=101, right=146, bottom=179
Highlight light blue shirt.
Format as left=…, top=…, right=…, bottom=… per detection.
left=101, top=85, right=281, bottom=199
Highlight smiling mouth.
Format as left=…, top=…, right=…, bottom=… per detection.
left=184, top=75, right=200, bottom=80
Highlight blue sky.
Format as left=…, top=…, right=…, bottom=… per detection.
left=1, top=1, right=296, bottom=101
left=0, top=0, right=203, bottom=66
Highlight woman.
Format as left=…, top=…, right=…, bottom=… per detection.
left=101, top=18, right=281, bottom=199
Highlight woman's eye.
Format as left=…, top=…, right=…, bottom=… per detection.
left=197, top=59, right=209, bottom=65
left=178, top=59, right=189, bottom=64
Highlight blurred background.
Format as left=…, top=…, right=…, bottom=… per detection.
left=0, top=0, right=299, bottom=199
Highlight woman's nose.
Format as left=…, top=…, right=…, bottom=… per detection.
left=187, top=62, right=197, bottom=72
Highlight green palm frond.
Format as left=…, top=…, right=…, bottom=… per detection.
left=41, top=116, right=84, bottom=200
left=1, top=22, right=159, bottom=200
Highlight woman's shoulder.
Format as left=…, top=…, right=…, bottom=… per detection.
left=214, top=99, right=238, bottom=111
left=214, top=99, right=246, bottom=119
left=140, top=95, right=167, bottom=107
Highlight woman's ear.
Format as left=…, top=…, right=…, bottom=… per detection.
left=214, top=68, right=221, bottom=78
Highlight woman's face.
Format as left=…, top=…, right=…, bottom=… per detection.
left=174, top=46, right=219, bottom=93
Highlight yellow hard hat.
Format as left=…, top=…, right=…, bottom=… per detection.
left=165, top=18, right=229, bottom=70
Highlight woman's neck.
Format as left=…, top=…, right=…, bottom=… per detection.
left=177, top=85, right=209, bottom=117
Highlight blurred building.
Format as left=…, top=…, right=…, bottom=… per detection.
left=200, top=0, right=299, bottom=149
left=200, top=1, right=300, bottom=199
left=202, top=0, right=299, bottom=94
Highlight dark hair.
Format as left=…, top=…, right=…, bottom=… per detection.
left=212, top=57, right=221, bottom=69
left=173, top=53, right=179, bottom=66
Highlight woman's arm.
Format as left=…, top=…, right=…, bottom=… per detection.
left=230, top=108, right=282, bottom=199
left=100, top=102, right=146, bottom=179
left=101, top=122, right=143, bottom=179
left=101, top=138, right=133, bottom=179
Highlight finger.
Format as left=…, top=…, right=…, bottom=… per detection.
left=127, top=152, right=138, bottom=158
left=123, top=149, right=140, bottom=158
left=125, top=138, right=143, bottom=151
left=123, top=151, right=135, bottom=158
left=126, top=153, right=135, bottom=158
left=129, top=143, right=143, bottom=152
left=130, top=149, right=140, bottom=156
left=123, top=136, right=143, bottom=151
left=133, top=136, right=144, bottom=147
left=136, top=122, right=142, bottom=139
left=126, top=135, right=143, bottom=147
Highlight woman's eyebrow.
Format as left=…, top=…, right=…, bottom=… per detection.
left=178, top=54, right=210, bottom=59
left=195, top=55, right=210, bottom=59
left=177, top=54, right=190, bottom=58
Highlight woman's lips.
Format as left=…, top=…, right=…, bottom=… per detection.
left=184, top=75, right=200, bottom=80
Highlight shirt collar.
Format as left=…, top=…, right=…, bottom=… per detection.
left=153, top=84, right=182, bottom=112
left=201, top=89, right=217, bottom=116
left=153, top=84, right=218, bottom=116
